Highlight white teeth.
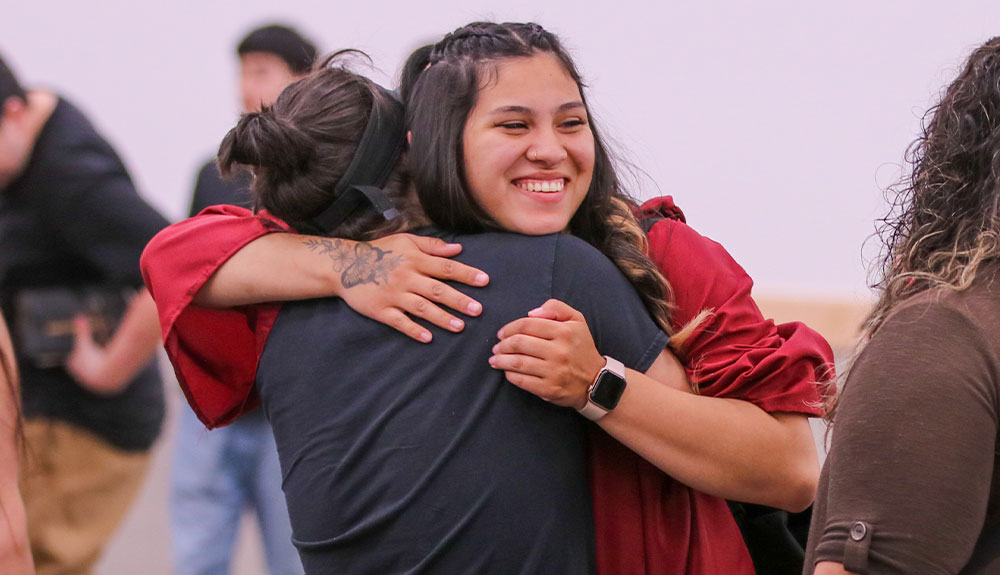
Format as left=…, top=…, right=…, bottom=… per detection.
left=518, top=180, right=564, bottom=193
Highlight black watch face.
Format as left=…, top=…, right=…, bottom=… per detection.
left=590, top=371, right=626, bottom=410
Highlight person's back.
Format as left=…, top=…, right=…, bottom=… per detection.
left=257, top=230, right=669, bottom=574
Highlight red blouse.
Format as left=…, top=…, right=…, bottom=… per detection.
left=141, top=196, right=832, bottom=575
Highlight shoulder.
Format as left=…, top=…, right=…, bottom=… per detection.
left=32, top=97, right=125, bottom=180
left=196, top=159, right=222, bottom=183
left=636, top=195, right=686, bottom=224
left=547, top=233, right=633, bottom=284
left=553, top=232, right=613, bottom=264
left=636, top=196, right=749, bottom=286
left=640, top=210, right=754, bottom=327
left=851, top=283, right=1000, bottom=406
left=39, top=97, right=105, bottom=153
left=647, top=218, right=745, bottom=276
left=452, top=230, right=572, bottom=263
left=876, top=283, right=998, bottom=344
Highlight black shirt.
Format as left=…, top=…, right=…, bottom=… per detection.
left=256, top=230, right=670, bottom=574
left=0, top=97, right=169, bottom=451
left=188, top=159, right=252, bottom=217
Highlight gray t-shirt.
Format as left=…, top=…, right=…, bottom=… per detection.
left=256, top=230, right=669, bottom=575
left=806, top=279, right=1000, bottom=574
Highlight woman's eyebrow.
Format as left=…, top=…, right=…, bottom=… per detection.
left=489, top=105, right=532, bottom=115
left=488, top=101, right=586, bottom=115
left=558, top=101, right=586, bottom=112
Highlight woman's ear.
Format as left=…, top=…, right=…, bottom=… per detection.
left=407, top=130, right=412, bottom=144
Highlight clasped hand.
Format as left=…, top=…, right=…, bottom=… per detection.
left=489, top=299, right=606, bottom=410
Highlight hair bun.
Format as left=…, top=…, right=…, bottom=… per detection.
left=218, top=109, right=315, bottom=178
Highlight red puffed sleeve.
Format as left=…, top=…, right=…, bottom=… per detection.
left=140, top=205, right=290, bottom=428
left=639, top=196, right=832, bottom=414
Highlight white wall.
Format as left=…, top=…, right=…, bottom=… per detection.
left=3, top=0, right=997, bottom=301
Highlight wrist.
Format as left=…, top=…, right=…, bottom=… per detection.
left=576, top=354, right=606, bottom=409
left=324, top=238, right=355, bottom=297
left=577, top=356, right=627, bottom=421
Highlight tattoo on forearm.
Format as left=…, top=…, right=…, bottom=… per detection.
left=303, top=238, right=403, bottom=288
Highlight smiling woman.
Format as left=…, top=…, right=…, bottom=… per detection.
left=461, top=52, right=595, bottom=235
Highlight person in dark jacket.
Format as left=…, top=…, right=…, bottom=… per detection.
left=0, top=53, right=167, bottom=575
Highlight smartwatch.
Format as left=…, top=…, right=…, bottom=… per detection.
left=577, top=356, right=627, bottom=421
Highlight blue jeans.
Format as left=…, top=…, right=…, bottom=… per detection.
left=170, top=407, right=301, bottom=575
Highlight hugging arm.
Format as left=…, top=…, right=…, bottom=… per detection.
left=140, top=206, right=488, bottom=427
left=493, top=299, right=818, bottom=511
left=146, top=206, right=488, bottom=341
left=201, top=228, right=488, bottom=342
left=492, top=214, right=831, bottom=511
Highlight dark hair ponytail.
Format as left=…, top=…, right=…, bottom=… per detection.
left=219, top=112, right=314, bottom=178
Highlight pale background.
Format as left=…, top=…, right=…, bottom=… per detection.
left=2, top=0, right=998, bottom=573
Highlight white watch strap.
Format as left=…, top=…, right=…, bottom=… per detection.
left=577, top=356, right=626, bottom=421
left=577, top=399, right=609, bottom=421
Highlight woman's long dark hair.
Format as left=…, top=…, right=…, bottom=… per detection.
left=831, top=37, right=1000, bottom=419
left=399, top=22, right=692, bottom=343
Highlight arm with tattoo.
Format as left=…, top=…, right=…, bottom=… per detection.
left=303, top=238, right=404, bottom=288
left=197, top=231, right=489, bottom=342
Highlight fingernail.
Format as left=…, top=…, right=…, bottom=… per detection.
left=466, top=301, right=482, bottom=315
left=420, top=331, right=432, bottom=342
left=475, top=272, right=489, bottom=285
left=492, top=344, right=499, bottom=354
left=449, top=318, right=464, bottom=331
left=497, top=328, right=504, bottom=339
left=488, top=356, right=496, bottom=367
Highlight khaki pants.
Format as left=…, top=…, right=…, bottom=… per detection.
left=20, top=419, right=151, bottom=575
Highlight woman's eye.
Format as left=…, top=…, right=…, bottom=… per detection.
left=498, top=122, right=528, bottom=130
left=560, top=118, right=587, bottom=129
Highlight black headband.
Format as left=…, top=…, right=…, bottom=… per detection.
left=309, top=86, right=406, bottom=233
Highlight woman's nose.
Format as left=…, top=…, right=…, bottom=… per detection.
left=527, top=128, right=568, bottom=164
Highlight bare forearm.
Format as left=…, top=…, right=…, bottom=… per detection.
left=599, top=370, right=819, bottom=511
left=491, top=302, right=820, bottom=510
left=195, top=233, right=341, bottom=307
left=79, top=289, right=162, bottom=394
left=192, top=232, right=488, bottom=343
